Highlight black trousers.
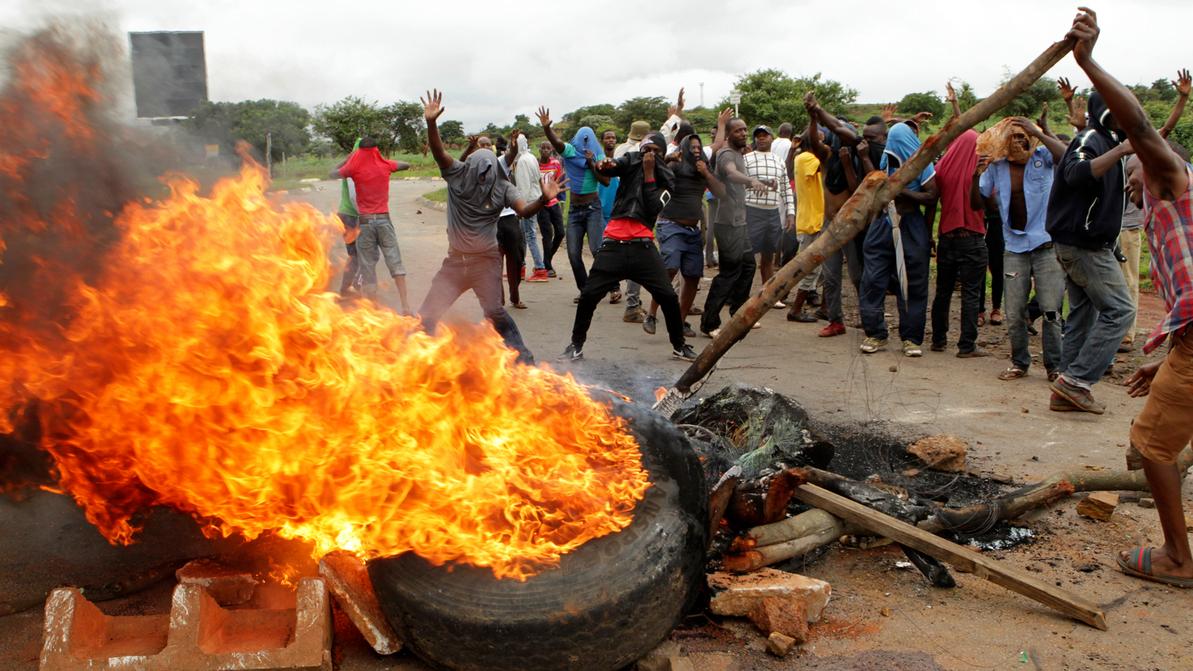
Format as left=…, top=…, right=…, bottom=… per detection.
left=701, top=223, right=756, bottom=334
left=571, top=240, right=685, bottom=351
left=981, top=214, right=1004, bottom=312
left=931, top=234, right=988, bottom=352
left=496, top=214, right=524, bottom=303
left=536, top=203, right=565, bottom=272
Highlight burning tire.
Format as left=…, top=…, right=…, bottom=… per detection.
left=367, top=400, right=707, bottom=671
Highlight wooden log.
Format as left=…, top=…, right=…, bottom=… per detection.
left=794, top=484, right=1108, bottom=630
left=667, top=37, right=1075, bottom=396
left=723, top=524, right=844, bottom=573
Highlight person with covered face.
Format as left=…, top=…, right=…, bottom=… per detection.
left=857, top=121, right=939, bottom=357
left=559, top=133, right=696, bottom=362
left=1044, top=82, right=1137, bottom=413
left=642, top=132, right=726, bottom=339
left=1064, top=8, right=1193, bottom=589
left=417, top=90, right=563, bottom=365
left=512, top=133, right=549, bottom=284
left=978, top=117, right=1067, bottom=383
left=537, top=107, right=611, bottom=300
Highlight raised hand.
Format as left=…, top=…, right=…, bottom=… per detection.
left=804, top=91, right=820, bottom=113
left=536, top=106, right=552, bottom=128
left=912, top=111, right=934, bottom=126
left=717, top=107, right=733, bottom=125
left=421, top=89, right=445, bottom=122
left=465, top=135, right=479, bottom=150
left=540, top=171, right=566, bottom=201
left=946, top=82, right=960, bottom=117
left=1057, top=76, right=1077, bottom=102
left=881, top=103, right=897, bottom=123
left=676, top=87, right=685, bottom=114
left=1010, top=116, right=1040, bottom=137
left=1174, top=68, right=1192, bottom=97
left=1067, top=7, right=1100, bottom=65
left=1038, top=103, right=1051, bottom=132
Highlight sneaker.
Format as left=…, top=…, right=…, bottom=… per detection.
left=859, top=337, right=888, bottom=353
left=557, top=343, right=583, bottom=362
left=547, top=268, right=558, bottom=278
left=787, top=309, right=817, bottom=323
left=608, top=291, right=623, bottom=305
left=1049, top=391, right=1080, bottom=412
left=1047, top=369, right=1060, bottom=382
left=956, top=347, right=991, bottom=358
left=774, top=301, right=788, bottom=310
left=902, top=341, right=923, bottom=358
left=818, top=321, right=846, bottom=337
left=643, top=316, right=657, bottom=335
left=683, top=321, right=697, bottom=338
left=527, top=269, right=550, bottom=282
left=1049, top=376, right=1106, bottom=415
left=703, top=328, right=721, bottom=339
left=689, top=305, right=703, bottom=315
left=930, top=341, right=947, bottom=352
left=672, top=344, right=698, bottom=361
left=622, top=307, right=645, bottom=323
left=814, top=306, right=829, bottom=321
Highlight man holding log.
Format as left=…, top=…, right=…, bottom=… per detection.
left=1063, top=8, right=1193, bottom=587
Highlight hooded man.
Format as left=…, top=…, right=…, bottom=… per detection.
left=1044, top=90, right=1137, bottom=413
left=329, top=136, right=412, bottom=312
left=858, top=122, right=939, bottom=356
left=513, top=133, right=549, bottom=283
left=419, top=90, right=563, bottom=365
left=538, top=108, right=612, bottom=298
left=559, top=132, right=697, bottom=362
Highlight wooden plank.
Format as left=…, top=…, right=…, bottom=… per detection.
left=794, top=484, right=1108, bottom=631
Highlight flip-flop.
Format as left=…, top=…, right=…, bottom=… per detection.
left=1117, top=547, right=1193, bottom=588
left=998, top=367, right=1027, bottom=381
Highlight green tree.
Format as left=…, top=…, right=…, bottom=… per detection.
left=954, top=81, right=979, bottom=112
left=578, top=114, right=617, bottom=136
left=438, top=120, right=465, bottom=145
left=313, top=96, right=394, bottom=152
left=685, top=107, right=718, bottom=135
left=898, top=91, right=945, bottom=120
left=186, top=99, right=311, bottom=161
left=563, top=104, right=617, bottom=127
left=386, top=101, right=426, bottom=153
left=615, top=96, right=669, bottom=130
left=511, top=114, right=537, bottom=137
left=722, top=70, right=857, bottom=130
left=1000, top=75, right=1060, bottom=118
left=1148, top=78, right=1177, bottom=103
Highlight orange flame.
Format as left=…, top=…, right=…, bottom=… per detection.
left=0, top=29, right=650, bottom=580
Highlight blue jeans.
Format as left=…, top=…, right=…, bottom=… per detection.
left=1054, top=243, right=1135, bottom=386
left=1004, top=245, right=1065, bottom=372
left=859, top=211, right=931, bottom=343
left=417, top=250, right=534, bottom=365
left=566, top=199, right=606, bottom=290
left=520, top=218, right=545, bottom=270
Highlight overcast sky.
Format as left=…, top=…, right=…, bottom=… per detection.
left=2, top=0, right=1190, bottom=130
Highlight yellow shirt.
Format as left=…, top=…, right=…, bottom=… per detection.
left=794, top=152, right=825, bottom=235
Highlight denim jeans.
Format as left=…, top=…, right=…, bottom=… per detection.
left=859, top=211, right=931, bottom=343
left=1004, top=245, right=1065, bottom=372
left=566, top=199, right=606, bottom=290
left=930, top=234, right=988, bottom=353
left=1054, top=242, right=1135, bottom=386
left=417, top=250, right=534, bottom=364
left=520, top=218, right=545, bottom=270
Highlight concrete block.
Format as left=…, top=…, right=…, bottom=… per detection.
left=708, top=568, right=831, bottom=623
left=1076, top=492, right=1118, bottom=522
left=176, top=558, right=260, bottom=606
left=319, top=551, right=400, bottom=655
left=748, top=597, right=808, bottom=642
left=40, top=578, right=331, bottom=671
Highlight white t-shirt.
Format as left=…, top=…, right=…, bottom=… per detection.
left=770, top=137, right=793, bottom=167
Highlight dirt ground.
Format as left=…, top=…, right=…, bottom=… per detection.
left=2, top=178, right=1190, bottom=671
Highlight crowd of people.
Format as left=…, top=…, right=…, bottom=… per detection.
left=329, top=10, right=1193, bottom=586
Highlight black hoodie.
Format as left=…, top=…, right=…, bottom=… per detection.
left=1045, top=92, right=1126, bottom=249
left=599, top=132, right=674, bottom=226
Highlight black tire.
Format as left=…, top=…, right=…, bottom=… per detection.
left=367, top=400, right=707, bottom=671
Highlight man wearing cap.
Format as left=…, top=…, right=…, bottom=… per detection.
left=615, top=121, right=651, bottom=159
left=744, top=125, right=795, bottom=289
left=559, top=133, right=696, bottom=362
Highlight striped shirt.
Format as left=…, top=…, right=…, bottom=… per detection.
left=1142, top=167, right=1193, bottom=354
left=743, top=150, right=795, bottom=216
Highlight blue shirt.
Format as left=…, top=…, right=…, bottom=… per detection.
left=979, top=147, right=1054, bottom=254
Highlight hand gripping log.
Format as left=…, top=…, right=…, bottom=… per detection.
left=653, top=37, right=1076, bottom=415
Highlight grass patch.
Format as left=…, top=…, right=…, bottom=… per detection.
left=268, top=152, right=442, bottom=190
left=424, top=187, right=448, bottom=203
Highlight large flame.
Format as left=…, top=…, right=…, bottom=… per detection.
left=0, top=28, right=650, bottom=579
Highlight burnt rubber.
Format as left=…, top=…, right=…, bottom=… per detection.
left=367, top=399, right=708, bottom=671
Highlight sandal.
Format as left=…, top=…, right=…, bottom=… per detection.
left=609, top=291, right=623, bottom=305
left=998, top=367, right=1027, bottom=381
left=989, top=309, right=1003, bottom=325
left=1116, top=547, right=1193, bottom=588
left=977, top=311, right=987, bottom=327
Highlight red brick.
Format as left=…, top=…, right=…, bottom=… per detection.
left=748, top=597, right=809, bottom=642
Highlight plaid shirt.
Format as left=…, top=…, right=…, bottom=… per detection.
left=743, top=150, right=795, bottom=216
left=1142, top=167, right=1193, bottom=354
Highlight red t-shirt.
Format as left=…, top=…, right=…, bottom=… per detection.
left=340, top=148, right=399, bottom=214
left=604, top=217, right=654, bottom=240
left=538, top=158, right=563, bottom=207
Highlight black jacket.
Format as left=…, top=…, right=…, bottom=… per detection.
left=1045, top=92, right=1126, bottom=249
left=599, top=152, right=674, bottom=227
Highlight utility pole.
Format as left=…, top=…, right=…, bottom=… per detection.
left=699, top=82, right=704, bottom=108
left=265, top=131, right=272, bottom=177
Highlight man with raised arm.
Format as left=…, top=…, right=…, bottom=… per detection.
left=416, top=90, right=563, bottom=365
left=1066, top=8, right=1193, bottom=588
